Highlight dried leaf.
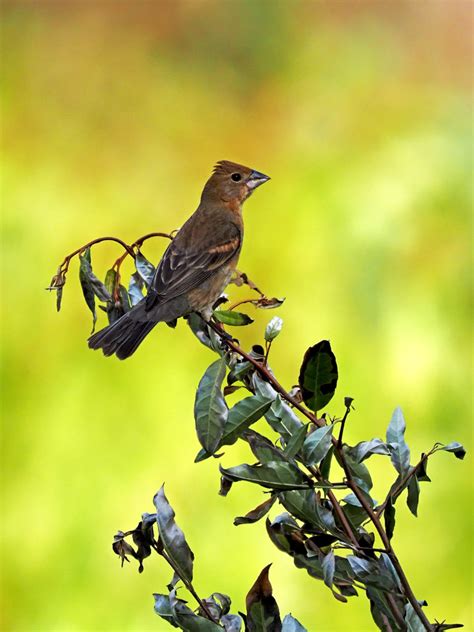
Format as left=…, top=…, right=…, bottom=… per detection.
left=234, top=495, right=276, bottom=526
left=246, top=565, right=282, bottom=632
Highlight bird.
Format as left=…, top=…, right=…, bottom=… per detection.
left=88, top=160, right=270, bottom=359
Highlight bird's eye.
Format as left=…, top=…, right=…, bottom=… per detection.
left=231, top=173, right=242, bottom=182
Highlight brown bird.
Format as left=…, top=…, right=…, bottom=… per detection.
left=88, top=160, right=270, bottom=359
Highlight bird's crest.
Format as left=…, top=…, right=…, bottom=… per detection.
left=213, top=160, right=249, bottom=175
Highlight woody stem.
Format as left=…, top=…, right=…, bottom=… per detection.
left=207, top=319, right=433, bottom=631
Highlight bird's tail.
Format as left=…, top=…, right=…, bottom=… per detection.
left=88, top=308, right=157, bottom=360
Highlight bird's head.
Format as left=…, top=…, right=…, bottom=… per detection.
left=202, top=160, right=270, bottom=205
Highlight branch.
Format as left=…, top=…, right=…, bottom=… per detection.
left=340, top=457, right=433, bottom=631
left=207, top=319, right=434, bottom=631
left=151, top=543, right=217, bottom=623
left=48, top=232, right=174, bottom=290
left=375, top=449, right=435, bottom=519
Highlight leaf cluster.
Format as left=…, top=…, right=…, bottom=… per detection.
left=50, top=234, right=466, bottom=632
left=114, top=486, right=306, bottom=631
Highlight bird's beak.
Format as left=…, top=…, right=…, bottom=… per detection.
left=247, top=169, right=271, bottom=189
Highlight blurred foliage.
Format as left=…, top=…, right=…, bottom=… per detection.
left=1, top=1, right=472, bottom=630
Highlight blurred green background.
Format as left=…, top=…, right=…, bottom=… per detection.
left=1, top=1, right=472, bottom=630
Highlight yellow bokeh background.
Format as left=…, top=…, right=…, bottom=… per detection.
left=1, top=1, right=472, bottom=630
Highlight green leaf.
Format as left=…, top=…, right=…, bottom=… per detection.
left=266, top=514, right=298, bottom=554
left=278, top=489, right=319, bottom=525
left=213, top=309, right=253, bottom=326
left=221, top=396, right=272, bottom=447
left=319, top=446, right=334, bottom=481
left=104, top=268, right=117, bottom=295
left=234, top=495, right=276, bottom=526
left=270, top=395, right=304, bottom=439
left=384, top=497, right=396, bottom=541
left=186, top=313, right=215, bottom=351
left=79, top=248, right=97, bottom=332
left=220, top=462, right=310, bottom=490
left=322, top=550, right=335, bottom=588
left=246, top=431, right=287, bottom=464
left=416, top=455, right=431, bottom=482
left=298, top=340, right=338, bottom=413
left=281, top=614, right=307, bottom=632
left=245, top=565, right=281, bottom=632
left=194, top=358, right=228, bottom=454
left=407, top=476, right=420, bottom=517
left=367, top=586, right=402, bottom=632
left=227, top=360, right=253, bottom=385
left=283, top=424, right=308, bottom=459
left=265, top=316, right=283, bottom=342
left=301, top=424, right=333, bottom=466
left=438, top=441, right=466, bottom=460
left=170, top=591, right=223, bottom=631
left=128, top=272, right=144, bottom=306
left=219, top=476, right=233, bottom=497
left=153, top=594, right=179, bottom=628
left=350, top=439, right=391, bottom=463
left=202, top=592, right=231, bottom=623
left=135, top=251, right=155, bottom=286
left=347, top=556, right=394, bottom=591
left=340, top=450, right=373, bottom=492
left=194, top=448, right=213, bottom=463
left=342, top=488, right=376, bottom=509
left=118, top=284, right=130, bottom=313
left=404, top=602, right=425, bottom=632
left=79, top=248, right=111, bottom=303
left=386, top=407, right=411, bottom=476
left=342, top=504, right=368, bottom=529
left=153, top=486, right=194, bottom=584
left=279, top=489, right=340, bottom=535
left=221, top=614, right=243, bottom=631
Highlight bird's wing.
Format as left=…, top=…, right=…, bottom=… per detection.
left=146, top=224, right=241, bottom=309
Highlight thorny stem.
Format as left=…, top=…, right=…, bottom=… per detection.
left=207, top=319, right=433, bottom=631
left=151, top=543, right=217, bottom=623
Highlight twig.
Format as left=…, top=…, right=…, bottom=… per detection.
left=342, top=464, right=433, bottom=631
left=56, top=237, right=135, bottom=278
left=112, top=231, right=174, bottom=271
left=227, top=297, right=261, bottom=311
left=206, top=319, right=433, bottom=631
left=337, top=401, right=352, bottom=448
left=375, top=450, right=435, bottom=518
left=151, top=543, right=217, bottom=623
